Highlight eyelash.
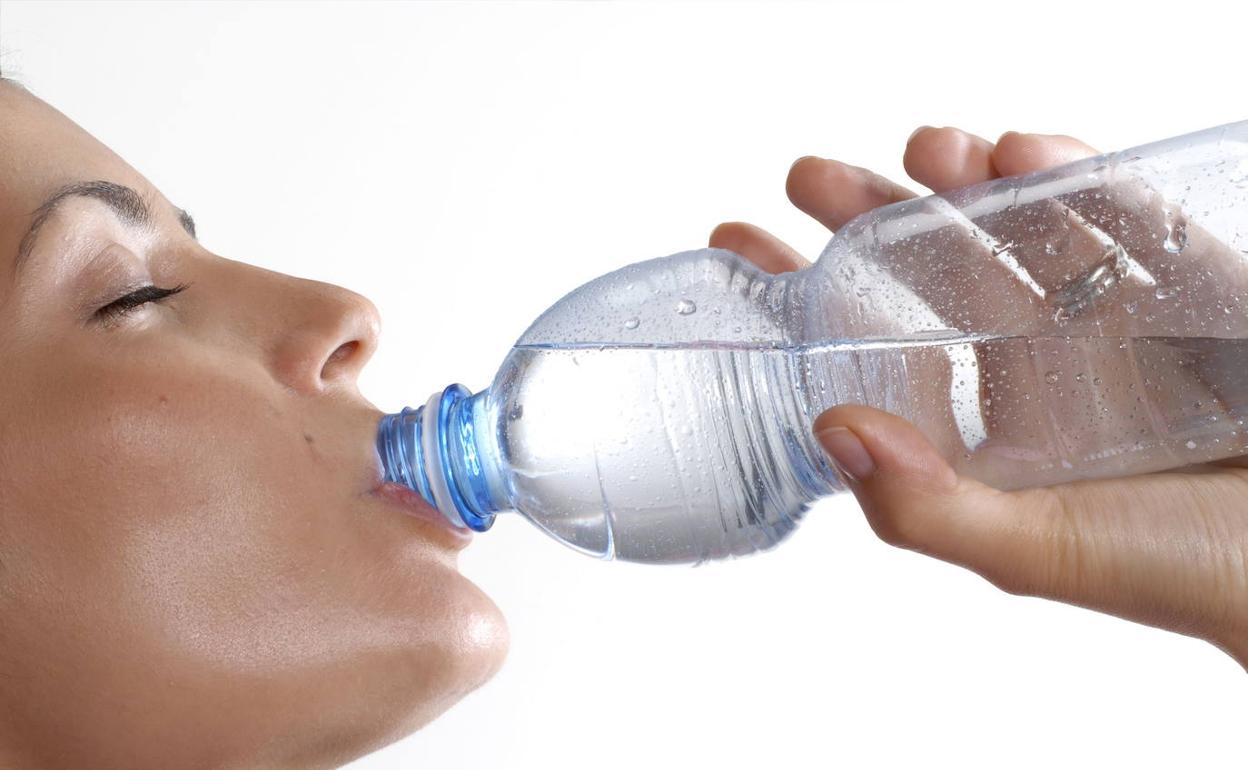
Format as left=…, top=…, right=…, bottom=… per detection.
left=96, top=283, right=190, bottom=323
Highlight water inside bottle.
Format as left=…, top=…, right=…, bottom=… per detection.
left=492, top=335, right=1248, bottom=562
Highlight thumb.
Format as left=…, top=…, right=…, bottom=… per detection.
left=813, top=404, right=1060, bottom=591
left=814, top=405, right=1248, bottom=661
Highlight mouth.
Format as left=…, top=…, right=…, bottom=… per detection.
left=370, top=480, right=474, bottom=551
left=356, top=408, right=475, bottom=551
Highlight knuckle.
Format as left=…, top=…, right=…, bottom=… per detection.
left=987, top=486, right=1088, bottom=599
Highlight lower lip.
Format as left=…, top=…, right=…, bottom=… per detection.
left=371, top=482, right=474, bottom=549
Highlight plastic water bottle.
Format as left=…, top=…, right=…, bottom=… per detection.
left=377, top=120, right=1248, bottom=564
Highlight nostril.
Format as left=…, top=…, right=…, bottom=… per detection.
left=327, top=341, right=358, bottom=365
left=321, top=341, right=361, bottom=382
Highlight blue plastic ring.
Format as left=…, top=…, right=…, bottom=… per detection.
left=435, top=384, right=495, bottom=532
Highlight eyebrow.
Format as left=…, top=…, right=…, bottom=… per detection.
left=12, top=180, right=197, bottom=279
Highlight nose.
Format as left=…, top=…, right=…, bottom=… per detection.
left=269, top=275, right=382, bottom=395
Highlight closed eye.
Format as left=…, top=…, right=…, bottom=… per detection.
left=95, top=283, right=190, bottom=324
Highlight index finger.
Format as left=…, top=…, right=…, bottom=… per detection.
left=811, top=126, right=1248, bottom=486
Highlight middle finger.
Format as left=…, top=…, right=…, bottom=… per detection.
left=786, top=156, right=917, bottom=232
left=903, top=126, right=998, bottom=192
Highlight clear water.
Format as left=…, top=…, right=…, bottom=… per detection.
left=488, top=335, right=1248, bottom=563
left=378, top=121, right=1248, bottom=563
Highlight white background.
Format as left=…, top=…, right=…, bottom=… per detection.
left=2, top=2, right=1245, bottom=768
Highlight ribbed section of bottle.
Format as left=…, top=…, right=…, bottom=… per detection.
left=374, top=120, right=1248, bottom=564
left=488, top=337, right=843, bottom=564
left=376, top=384, right=503, bottom=533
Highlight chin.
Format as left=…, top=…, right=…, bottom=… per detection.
left=321, top=572, right=508, bottom=768
left=443, top=571, right=510, bottom=693
left=403, top=568, right=509, bottom=723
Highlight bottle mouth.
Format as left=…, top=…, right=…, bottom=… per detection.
left=376, top=384, right=497, bottom=533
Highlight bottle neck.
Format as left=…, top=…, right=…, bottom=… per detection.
left=376, top=384, right=507, bottom=532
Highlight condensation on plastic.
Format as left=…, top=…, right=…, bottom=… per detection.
left=380, top=120, right=1248, bottom=564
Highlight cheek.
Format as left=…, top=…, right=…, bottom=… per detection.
left=6, top=353, right=290, bottom=560
left=0, top=358, right=307, bottom=657
left=0, top=346, right=507, bottom=735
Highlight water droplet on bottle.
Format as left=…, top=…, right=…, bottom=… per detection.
left=1044, top=370, right=1061, bottom=384
left=1154, top=285, right=1180, bottom=300
left=675, top=299, right=697, bottom=315
left=1074, top=372, right=1086, bottom=383
left=623, top=317, right=640, bottom=330
left=1163, top=216, right=1188, bottom=253
left=1185, top=439, right=1197, bottom=450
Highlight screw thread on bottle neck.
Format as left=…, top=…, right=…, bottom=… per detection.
left=376, top=384, right=503, bottom=532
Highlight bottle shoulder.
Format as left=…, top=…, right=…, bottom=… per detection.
left=515, top=247, right=799, bottom=349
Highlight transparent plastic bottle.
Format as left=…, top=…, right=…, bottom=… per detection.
left=377, top=120, right=1248, bottom=564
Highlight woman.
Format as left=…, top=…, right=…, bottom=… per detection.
left=1, top=74, right=1243, bottom=768
left=0, top=75, right=506, bottom=768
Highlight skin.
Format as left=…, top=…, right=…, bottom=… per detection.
left=0, top=72, right=1236, bottom=761
left=0, top=80, right=507, bottom=769
left=712, top=126, right=1248, bottom=671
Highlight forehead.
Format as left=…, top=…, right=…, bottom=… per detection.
left=0, top=81, right=162, bottom=269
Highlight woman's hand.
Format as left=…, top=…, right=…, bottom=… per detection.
left=711, top=127, right=1248, bottom=669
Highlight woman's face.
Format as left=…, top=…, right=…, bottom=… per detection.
left=0, top=81, right=506, bottom=768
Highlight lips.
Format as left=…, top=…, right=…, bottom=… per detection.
left=358, top=407, right=475, bottom=550
left=371, top=481, right=474, bottom=550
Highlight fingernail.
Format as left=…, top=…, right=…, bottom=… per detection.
left=907, top=125, right=932, bottom=143
left=789, top=155, right=820, bottom=172
left=816, top=426, right=876, bottom=482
